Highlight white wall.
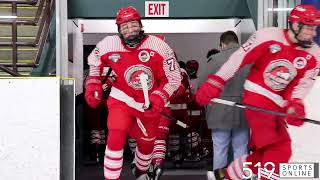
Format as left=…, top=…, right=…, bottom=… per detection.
left=164, top=33, right=221, bottom=81
left=68, top=20, right=84, bottom=96
left=80, top=19, right=238, bottom=34
left=239, top=18, right=256, bottom=44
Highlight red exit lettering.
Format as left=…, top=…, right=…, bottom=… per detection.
left=148, top=3, right=166, bottom=15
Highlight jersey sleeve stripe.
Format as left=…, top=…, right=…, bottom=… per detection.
left=89, top=66, right=101, bottom=76
left=291, top=68, right=317, bottom=99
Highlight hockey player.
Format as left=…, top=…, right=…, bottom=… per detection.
left=83, top=69, right=107, bottom=164
left=148, top=60, right=190, bottom=178
left=127, top=61, right=190, bottom=179
left=147, top=107, right=171, bottom=180
left=186, top=60, right=200, bottom=94
left=85, top=6, right=181, bottom=180
left=146, top=33, right=172, bottom=179
left=166, top=66, right=191, bottom=168
left=185, top=60, right=207, bottom=160
left=128, top=107, right=172, bottom=180
left=195, top=4, right=320, bottom=180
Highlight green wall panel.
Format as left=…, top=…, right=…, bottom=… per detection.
left=68, top=0, right=252, bottom=19
left=246, top=0, right=258, bottom=28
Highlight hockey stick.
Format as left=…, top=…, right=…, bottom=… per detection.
left=210, top=98, right=320, bottom=125
left=139, top=73, right=187, bottom=128
left=139, top=73, right=151, bottom=109
left=160, top=111, right=188, bottom=128
left=102, top=66, right=113, bottom=99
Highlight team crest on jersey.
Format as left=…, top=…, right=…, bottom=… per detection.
left=263, top=59, right=297, bottom=91
left=269, top=44, right=281, bottom=54
left=124, top=65, right=154, bottom=90
left=293, top=57, right=307, bottom=69
left=138, top=50, right=151, bottom=62
left=108, top=53, right=121, bottom=62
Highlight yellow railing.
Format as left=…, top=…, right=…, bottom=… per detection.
left=0, top=0, right=54, bottom=76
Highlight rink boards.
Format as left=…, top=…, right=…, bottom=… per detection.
left=289, top=77, right=320, bottom=163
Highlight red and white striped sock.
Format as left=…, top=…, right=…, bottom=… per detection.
left=90, top=130, right=101, bottom=144
left=135, top=147, right=153, bottom=173
left=152, top=139, right=166, bottom=165
left=103, top=146, right=123, bottom=180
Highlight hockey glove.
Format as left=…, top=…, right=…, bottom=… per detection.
left=144, top=93, right=166, bottom=118
left=195, top=74, right=225, bottom=106
left=85, top=76, right=103, bottom=108
left=284, top=98, right=305, bottom=127
left=170, top=85, right=186, bottom=100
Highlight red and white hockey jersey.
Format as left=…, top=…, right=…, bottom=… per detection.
left=215, top=27, right=320, bottom=107
left=88, top=35, right=181, bottom=112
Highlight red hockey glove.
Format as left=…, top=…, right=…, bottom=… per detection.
left=170, top=85, right=186, bottom=100
left=144, top=93, right=166, bottom=118
left=195, top=74, right=225, bottom=106
left=85, top=76, right=103, bottom=108
left=284, top=98, right=305, bottom=127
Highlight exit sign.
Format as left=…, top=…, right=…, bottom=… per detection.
left=145, top=1, right=169, bottom=17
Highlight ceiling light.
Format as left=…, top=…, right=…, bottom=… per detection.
left=267, top=8, right=293, bottom=12
left=0, top=15, right=17, bottom=19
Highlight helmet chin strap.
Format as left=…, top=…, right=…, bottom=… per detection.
left=289, top=23, right=313, bottom=48
left=120, top=30, right=145, bottom=48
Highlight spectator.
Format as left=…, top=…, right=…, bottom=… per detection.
left=206, top=48, right=220, bottom=63
left=202, top=31, right=250, bottom=180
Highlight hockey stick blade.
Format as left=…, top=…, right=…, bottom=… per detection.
left=211, top=98, right=320, bottom=125
left=160, top=112, right=188, bottom=128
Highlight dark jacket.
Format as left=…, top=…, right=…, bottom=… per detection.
left=203, top=45, right=250, bottom=129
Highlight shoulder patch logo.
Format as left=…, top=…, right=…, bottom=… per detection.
left=138, top=50, right=150, bottom=62
left=108, top=53, right=121, bottom=62
left=269, top=44, right=281, bottom=54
